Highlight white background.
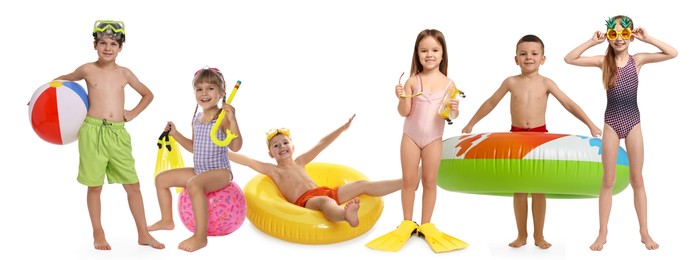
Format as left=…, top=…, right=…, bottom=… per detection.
left=1, top=0, right=692, bottom=259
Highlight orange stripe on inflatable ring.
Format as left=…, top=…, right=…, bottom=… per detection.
left=455, top=132, right=565, bottom=159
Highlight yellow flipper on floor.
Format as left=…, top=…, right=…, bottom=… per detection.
left=365, top=220, right=418, bottom=252
left=417, top=223, right=469, bottom=253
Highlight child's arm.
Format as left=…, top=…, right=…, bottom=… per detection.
left=54, top=64, right=87, bottom=81
left=632, top=28, right=678, bottom=67
left=123, top=68, right=154, bottom=122
left=448, top=82, right=460, bottom=120
left=221, top=103, right=243, bottom=152
left=461, top=80, right=508, bottom=133
left=228, top=151, right=275, bottom=176
left=396, top=77, right=416, bottom=117
left=564, top=31, right=606, bottom=68
left=295, top=114, right=355, bottom=165
left=166, top=121, right=194, bottom=153
left=548, top=82, right=602, bottom=137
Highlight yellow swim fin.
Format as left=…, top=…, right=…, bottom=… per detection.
left=416, top=223, right=469, bottom=253
left=154, top=132, right=185, bottom=193
left=365, top=220, right=418, bottom=252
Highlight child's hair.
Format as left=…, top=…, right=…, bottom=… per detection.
left=92, top=22, right=126, bottom=47
left=602, top=15, right=634, bottom=90
left=516, top=34, right=545, bottom=53
left=410, top=29, right=448, bottom=76
left=191, top=68, right=227, bottom=122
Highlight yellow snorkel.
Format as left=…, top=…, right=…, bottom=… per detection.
left=210, top=80, right=241, bottom=147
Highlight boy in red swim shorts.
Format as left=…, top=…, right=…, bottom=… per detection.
left=228, top=115, right=402, bottom=227
left=461, top=35, right=601, bottom=249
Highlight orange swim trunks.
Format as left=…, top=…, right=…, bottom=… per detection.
left=293, top=186, right=340, bottom=207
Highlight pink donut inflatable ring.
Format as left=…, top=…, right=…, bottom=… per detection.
left=438, top=132, right=629, bottom=198
left=178, top=181, right=246, bottom=236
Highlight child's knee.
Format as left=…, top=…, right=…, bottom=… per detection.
left=123, top=182, right=142, bottom=193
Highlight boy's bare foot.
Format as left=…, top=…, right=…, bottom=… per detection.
left=641, top=234, right=659, bottom=250
left=139, top=233, right=165, bottom=249
left=93, top=230, right=111, bottom=250
left=178, top=236, right=207, bottom=252
left=508, top=237, right=527, bottom=248
left=94, top=239, right=111, bottom=250
left=534, top=237, right=552, bottom=249
left=148, top=220, right=175, bottom=231
left=590, top=234, right=607, bottom=251
left=344, top=198, right=361, bottom=227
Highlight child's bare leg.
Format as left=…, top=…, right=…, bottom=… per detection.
left=591, top=126, right=618, bottom=251
left=509, top=193, right=528, bottom=248
left=178, top=170, right=230, bottom=252
left=337, top=179, right=402, bottom=204
left=87, top=186, right=110, bottom=250
left=147, top=179, right=175, bottom=231
left=178, top=181, right=208, bottom=252
left=625, top=127, right=658, bottom=250
left=531, top=193, right=551, bottom=249
left=306, top=196, right=360, bottom=227
left=344, top=198, right=361, bottom=227
left=149, top=168, right=194, bottom=231
left=400, top=135, right=421, bottom=221
left=420, top=140, right=442, bottom=224
left=123, top=183, right=164, bottom=249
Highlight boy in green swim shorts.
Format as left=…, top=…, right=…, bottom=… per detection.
left=55, top=20, right=164, bottom=251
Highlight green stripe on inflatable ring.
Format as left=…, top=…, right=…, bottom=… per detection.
left=437, top=133, right=630, bottom=199
left=438, top=159, right=629, bottom=198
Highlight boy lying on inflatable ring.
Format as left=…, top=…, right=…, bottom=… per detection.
left=228, top=114, right=401, bottom=227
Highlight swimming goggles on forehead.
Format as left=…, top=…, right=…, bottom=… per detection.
left=266, top=128, right=291, bottom=143
left=93, top=20, right=125, bottom=40
left=398, top=71, right=424, bottom=98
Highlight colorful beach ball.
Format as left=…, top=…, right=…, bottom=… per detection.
left=28, top=80, right=89, bottom=145
left=178, top=181, right=246, bottom=236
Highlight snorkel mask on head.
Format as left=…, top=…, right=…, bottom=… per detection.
left=605, top=16, right=632, bottom=41
left=93, top=20, right=125, bottom=42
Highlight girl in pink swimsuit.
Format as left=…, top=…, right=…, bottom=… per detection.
left=367, top=29, right=467, bottom=253
left=565, top=15, right=677, bottom=251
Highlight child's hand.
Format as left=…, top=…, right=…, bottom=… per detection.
left=461, top=124, right=473, bottom=134
left=590, top=125, right=602, bottom=138
left=593, top=31, right=606, bottom=44
left=341, top=114, right=356, bottom=131
left=222, top=103, right=237, bottom=122
left=165, top=121, right=178, bottom=136
left=395, top=84, right=404, bottom=98
left=449, top=99, right=459, bottom=114
left=123, top=109, right=134, bottom=122
left=632, top=27, right=648, bottom=42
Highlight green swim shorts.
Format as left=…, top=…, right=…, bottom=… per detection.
left=77, top=116, right=139, bottom=186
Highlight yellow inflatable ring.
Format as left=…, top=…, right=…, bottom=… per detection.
left=243, top=162, right=384, bottom=244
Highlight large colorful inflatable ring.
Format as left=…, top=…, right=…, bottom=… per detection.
left=244, top=162, right=384, bottom=244
left=438, top=132, right=630, bottom=198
